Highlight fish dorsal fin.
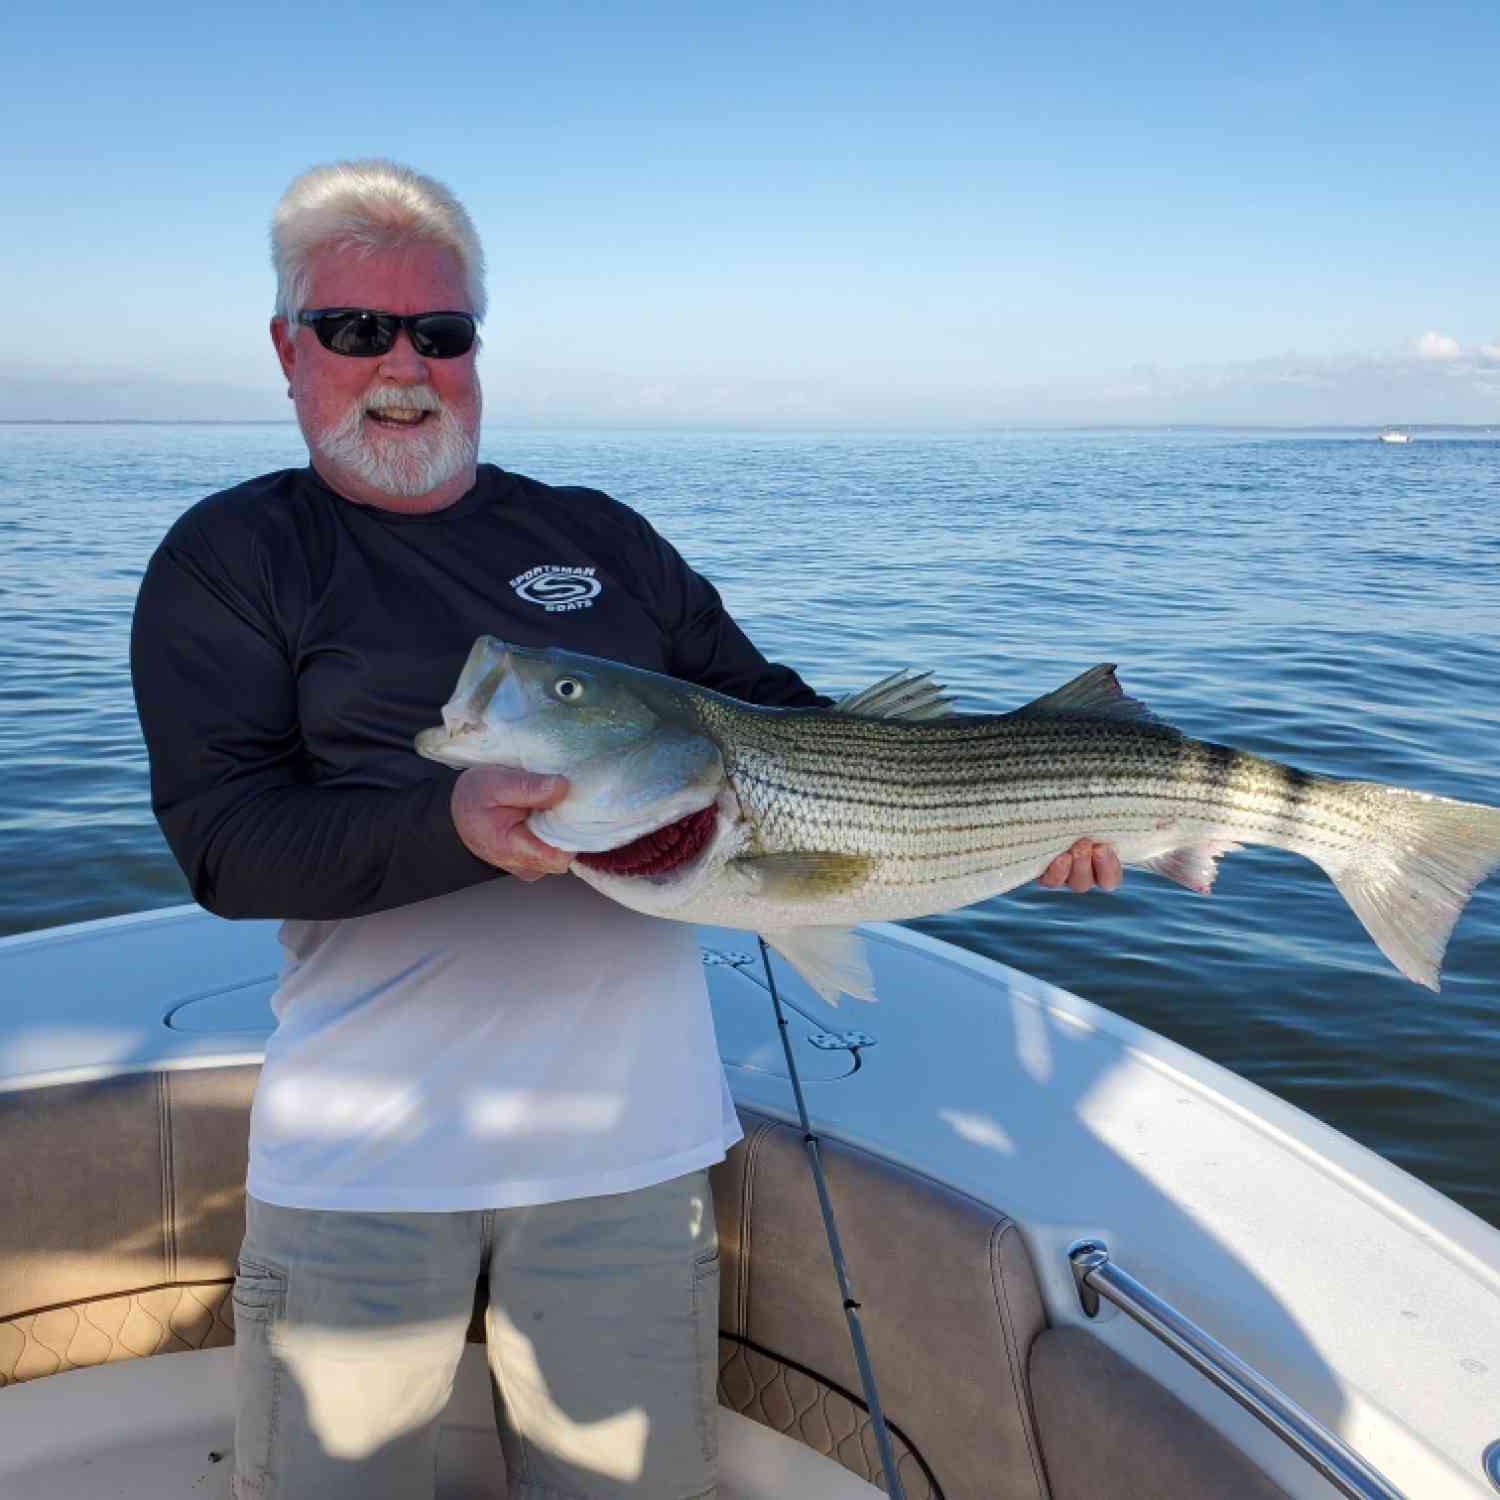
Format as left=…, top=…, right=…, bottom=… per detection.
left=834, top=668, right=956, bottom=722
left=760, top=925, right=877, bottom=1005
left=1008, top=664, right=1173, bottom=727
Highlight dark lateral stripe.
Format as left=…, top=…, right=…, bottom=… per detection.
left=733, top=779, right=1363, bottom=853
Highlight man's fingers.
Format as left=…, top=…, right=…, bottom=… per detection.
left=1093, top=843, right=1123, bottom=892
left=1067, top=839, right=1093, bottom=893
left=508, top=825, right=574, bottom=876
left=467, top=821, right=573, bottom=880
left=463, top=764, right=569, bottom=808
left=450, top=766, right=574, bottom=877
left=1037, top=839, right=1122, bottom=893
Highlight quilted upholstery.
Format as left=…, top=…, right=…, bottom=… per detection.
left=718, top=1336, right=938, bottom=1499
left=0, top=1282, right=235, bottom=1386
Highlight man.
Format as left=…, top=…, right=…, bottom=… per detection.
left=131, top=159, right=1121, bottom=1500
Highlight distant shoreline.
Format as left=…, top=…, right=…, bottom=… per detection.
left=2, top=420, right=1496, bottom=433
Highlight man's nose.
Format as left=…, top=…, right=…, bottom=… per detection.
left=376, top=329, right=430, bottom=381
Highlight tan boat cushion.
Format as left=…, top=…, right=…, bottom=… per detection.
left=0, top=1064, right=1292, bottom=1500
left=0, top=1283, right=234, bottom=1384
left=0, top=1066, right=257, bottom=1328
left=1029, top=1326, right=1295, bottom=1500
left=710, top=1111, right=1051, bottom=1500
left=1, top=1070, right=1052, bottom=1498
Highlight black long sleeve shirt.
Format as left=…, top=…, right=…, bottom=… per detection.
left=131, top=464, right=822, bottom=921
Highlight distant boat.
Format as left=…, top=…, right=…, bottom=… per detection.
left=1377, top=428, right=1412, bottom=443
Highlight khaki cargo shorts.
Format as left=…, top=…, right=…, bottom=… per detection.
left=231, top=1170, right=719, bottom=1499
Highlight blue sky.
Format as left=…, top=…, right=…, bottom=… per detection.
left=5, top=0, right=1498, bottom=426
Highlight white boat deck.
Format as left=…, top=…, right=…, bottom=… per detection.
left=0, top=1344, right=883, bottom=1499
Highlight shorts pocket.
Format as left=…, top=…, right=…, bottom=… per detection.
left=692, top=1248, right=721, bottom=1467
left=232, top=1260, right=286, bottom=1496
left=231, top=1258, right=286, bottom=1327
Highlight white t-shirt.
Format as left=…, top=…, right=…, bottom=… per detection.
left=245, top=877, right=741, bottom=1211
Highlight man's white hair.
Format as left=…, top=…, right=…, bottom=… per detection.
left=271, top=159, right=487, bottom=324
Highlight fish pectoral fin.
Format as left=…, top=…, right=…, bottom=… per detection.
left=1139, top=840, right=1245, bottom=894
left=834, top=668, right=957, bottom=721
left=730, top=852, right=876, bottom=898
left=760, top=926, right=877, bottom=1005
left=1009, top=664, right=1177, bottom=729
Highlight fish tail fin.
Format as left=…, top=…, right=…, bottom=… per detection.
left=1324, top=786, right=1500, bottom=991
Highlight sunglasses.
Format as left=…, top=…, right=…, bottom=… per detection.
left=295, top=308, right=477, bottom=359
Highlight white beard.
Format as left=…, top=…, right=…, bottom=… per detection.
left=311, top=382, right=480, bottom=499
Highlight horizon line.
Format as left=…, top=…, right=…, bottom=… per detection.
left=2, top=419, right=1496, bottom=434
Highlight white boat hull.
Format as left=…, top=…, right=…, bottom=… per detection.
left=1, top=905, right=1497, bottom=1497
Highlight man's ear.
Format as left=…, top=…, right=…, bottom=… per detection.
left=271, top=317, right=297, bottom=385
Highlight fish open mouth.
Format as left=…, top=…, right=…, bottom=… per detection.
left=575, top=806, right=718, bottom=878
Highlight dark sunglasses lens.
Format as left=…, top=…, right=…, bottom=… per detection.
left=319, top=312, right=396, bottom=356
left=409, top=314, right=476, bottom=358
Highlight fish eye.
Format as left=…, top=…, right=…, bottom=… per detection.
left=553, top=676, right=585, bottom=703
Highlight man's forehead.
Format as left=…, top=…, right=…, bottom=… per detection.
left=304, top=241, right=470, bottom=307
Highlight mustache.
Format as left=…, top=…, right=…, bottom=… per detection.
left=362, top=385, right=443, bottom=415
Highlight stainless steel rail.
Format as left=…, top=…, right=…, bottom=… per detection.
left=1068, top=1240, right=1408, bottom=1500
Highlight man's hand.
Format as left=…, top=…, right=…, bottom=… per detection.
left=452, top=767, right=574, bottom=881
left=1038, top=839, right=1123, bottom=894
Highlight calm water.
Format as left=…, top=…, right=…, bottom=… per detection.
left=3, top=423, right=1498, bottom=1227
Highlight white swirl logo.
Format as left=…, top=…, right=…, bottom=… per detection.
left=510, top=565, right=602, bottom=613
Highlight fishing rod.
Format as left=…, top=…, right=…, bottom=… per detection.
left=757, top=936, right=907, bottom=1500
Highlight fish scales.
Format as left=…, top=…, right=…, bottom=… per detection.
left=416, top=638, right=1500, bottom=997
left=694, top=696, right=1367, bottom=883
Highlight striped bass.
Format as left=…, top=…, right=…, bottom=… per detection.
left=416, top=636, right=1500, bottom=1003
